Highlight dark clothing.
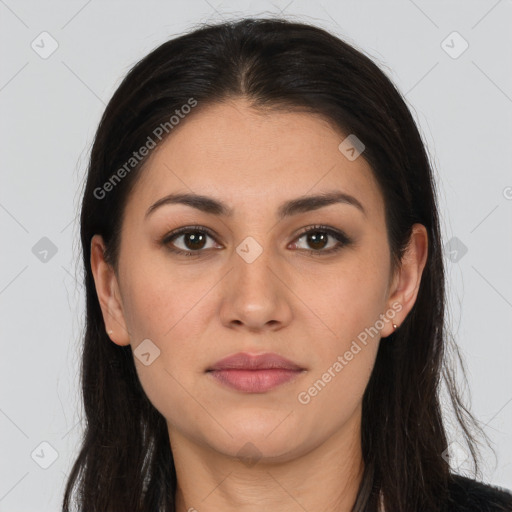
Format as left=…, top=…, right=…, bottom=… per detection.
left=445, top=475, right=512, bottom=511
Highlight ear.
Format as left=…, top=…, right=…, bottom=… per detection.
left=381, top=223, right=429, bottom=338
left=90, top=234, right=131, bottom=346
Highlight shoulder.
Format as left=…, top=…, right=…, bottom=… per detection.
left=445, top=474, right=512, bottom=512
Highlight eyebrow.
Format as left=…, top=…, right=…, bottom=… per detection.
left=145, top=190, right=366, bottom=220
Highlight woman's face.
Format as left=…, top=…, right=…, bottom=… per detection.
left=92, top=98, right=426, bottom=463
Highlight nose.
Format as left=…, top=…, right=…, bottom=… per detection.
left=219, top=239, right=293, bottom=333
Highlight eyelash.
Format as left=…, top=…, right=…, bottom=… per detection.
left=161, top=224, right=352, bottom=258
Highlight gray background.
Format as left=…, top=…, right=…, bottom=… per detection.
left=1, top=0, right=511, bottom=510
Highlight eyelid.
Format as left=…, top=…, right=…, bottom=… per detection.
left=161, top=225, right=220, bottom=250
left=292, top=224, right=352, bottom=255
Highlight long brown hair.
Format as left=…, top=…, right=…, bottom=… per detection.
left=63, top=17, right=490, bottom=511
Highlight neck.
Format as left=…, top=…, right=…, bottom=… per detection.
left=169, top=410, right=364, bottom=512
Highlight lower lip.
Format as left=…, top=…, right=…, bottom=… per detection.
left=208, top=369, right=304, bottom=393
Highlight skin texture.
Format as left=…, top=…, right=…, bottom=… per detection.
left=91, top=98, right=428, bottom=511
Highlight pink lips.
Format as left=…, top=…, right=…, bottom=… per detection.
left=206, top=352, right=306, bottom=393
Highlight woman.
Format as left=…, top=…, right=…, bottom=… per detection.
left=62, top=17, right=512, bottom=512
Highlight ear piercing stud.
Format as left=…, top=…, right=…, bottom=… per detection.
left=393, top=324, right=398, bottom=330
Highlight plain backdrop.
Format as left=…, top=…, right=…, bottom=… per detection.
left=1, top=0, right=511, bottom=510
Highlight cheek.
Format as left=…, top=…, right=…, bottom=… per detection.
left=298, top=254, right=388, bottom=331
left=134, top=357, right=207, bottom=444
left=123, top=272, right=207, bottom=431
left=118, top=253, right=212, bottom=387
left=119, top=250, right=209, bottom=340
left=295, top=274, right=382, bottom=423
left=293, top=254, right=388, bottom=391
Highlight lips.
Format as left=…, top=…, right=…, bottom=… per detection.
left=206, top=352, right=306, bottom=393
left=207, top=352, right=304, bottom=372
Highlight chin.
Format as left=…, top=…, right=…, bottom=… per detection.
left=208, top=418, right=309, bottom=463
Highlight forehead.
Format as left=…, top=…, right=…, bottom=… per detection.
left=128, top=99, right=384, bottom=222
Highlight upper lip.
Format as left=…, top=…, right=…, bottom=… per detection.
left=207, top=352, right=305, bottom=371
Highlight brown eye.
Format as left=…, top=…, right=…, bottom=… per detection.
left=291, top=225, right=352, bottom=255
left=179, top=231, right=208, bottom=250
left=162, top=226, right=219, bottom=256
left=304, top=231, right=329, bottom=250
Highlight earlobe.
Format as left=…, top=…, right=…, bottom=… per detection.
left=90, top=234, right=131, bottom=346
left=382, top=223, right=429, bottom=338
